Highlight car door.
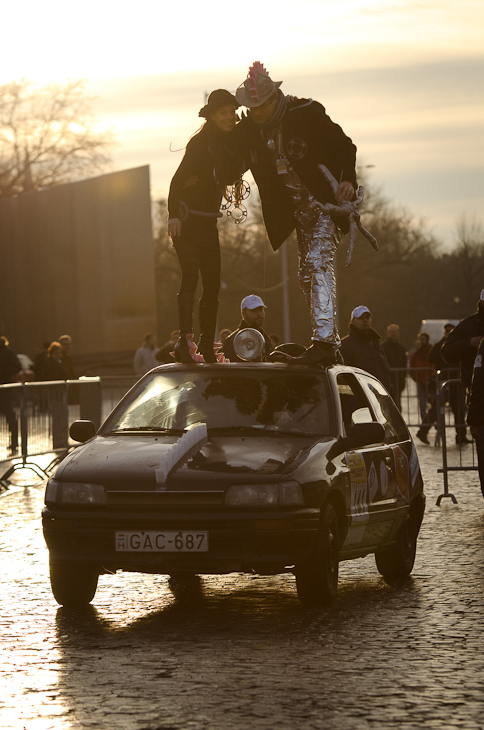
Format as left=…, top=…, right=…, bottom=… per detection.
left=354, top=372, right=418, bottom=518
left=336, top=372, right=399, bottom=551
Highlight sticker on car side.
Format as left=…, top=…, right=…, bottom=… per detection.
left=392, top=445, right=409, bottom=501
left=346, top=451, right=368, bottom=521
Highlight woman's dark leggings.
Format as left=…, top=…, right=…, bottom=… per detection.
left=173, top=217, right=221, bottom=306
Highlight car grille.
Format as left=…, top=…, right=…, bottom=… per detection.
left=106, top=491, right=225, bottom=506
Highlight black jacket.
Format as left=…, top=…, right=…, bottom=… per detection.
left=441, top=308, right=484, bottom=390
left=467, top=339, right=484, bottom=427
left=0, top=343, right=21, bottom=384
left=168, top=121, right=243, bottom=219
left=380, top=339, right=407, bottom=392
left=236, top=98, right=357, bottom=250
left=221, top=320, right=273, bottom=363
left=340, top=326, right=394, bottom=396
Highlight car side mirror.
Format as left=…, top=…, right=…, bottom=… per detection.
left=348, top=422, right=385, bottom=449
left=69, top=420, right=96, bottom=443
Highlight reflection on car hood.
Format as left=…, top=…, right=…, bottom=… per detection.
left=54, top=433, right=322, bottom=489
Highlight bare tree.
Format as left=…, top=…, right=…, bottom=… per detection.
left=0, top=79, right=113, bottom=196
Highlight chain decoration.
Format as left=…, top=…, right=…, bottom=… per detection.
left=308, top=165, right=378, bottom=266
left=221, top=178, right=250, bottom=224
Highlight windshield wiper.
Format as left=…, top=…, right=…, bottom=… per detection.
left=109, top=427, right=184, bottom=433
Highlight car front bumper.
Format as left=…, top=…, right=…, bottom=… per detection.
left=42, top=506, right=321, bottom=575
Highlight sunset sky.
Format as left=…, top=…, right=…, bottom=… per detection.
left=2, top=0, right=482, bottom=248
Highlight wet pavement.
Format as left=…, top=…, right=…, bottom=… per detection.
left=1, top=437, right=484, bottom=730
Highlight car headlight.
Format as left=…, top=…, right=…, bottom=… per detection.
left=225, top=481, right=304, bottom=506
left=45, top=479, right=106, bottom=505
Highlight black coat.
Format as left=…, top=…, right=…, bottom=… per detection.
left=168, top=121, right=243, bottom=219
left=0, top=344, right=21, bottom=384
left=467, top=339, right=484, bottom=427
left=340, top=326, right=394, bottom=397
left=380, top=339, right=407, bottom=393
left=441, top=308, right=484, bottom=390
left=236, top=98, right=357, bottom=250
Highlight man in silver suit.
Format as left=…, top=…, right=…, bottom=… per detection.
left=235, top=62, right=357, bottom=365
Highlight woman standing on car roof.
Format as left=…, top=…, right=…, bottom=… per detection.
left=167, top=90, right=245, bottom=364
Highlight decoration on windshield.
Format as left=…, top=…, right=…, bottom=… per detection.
left=155, top=422, right=207, bottom=488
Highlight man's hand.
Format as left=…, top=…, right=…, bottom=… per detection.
left=168, top=218, right=182, bottom=238
left=470, top=336, right=484, bottom=348
left=336, top=181, right=355, bottom=203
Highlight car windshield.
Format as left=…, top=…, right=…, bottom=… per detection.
left=102, top=369, right=335, bottom=437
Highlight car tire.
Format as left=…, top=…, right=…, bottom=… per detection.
left=375, top=514, right=417, bottom=581
left=49, top=559, right=99, bottom=607
left=295, top=502, right=339, bottom=607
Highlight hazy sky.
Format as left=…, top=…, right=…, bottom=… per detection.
left=2, top=0, right=483, bottom=248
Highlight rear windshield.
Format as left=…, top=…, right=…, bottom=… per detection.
left=102, top=369, right=335, bottom=437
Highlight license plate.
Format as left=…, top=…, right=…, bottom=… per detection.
left=115, top=531, right=208, bottom=552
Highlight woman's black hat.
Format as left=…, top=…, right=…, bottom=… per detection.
left=199, top=89, right=239, bottom=118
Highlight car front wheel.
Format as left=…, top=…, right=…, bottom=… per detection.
left=375, top=514, right=417, bottom=581
left=49, top=559, right=99, bottom=607
left=295, top=502, right=340, bottom=607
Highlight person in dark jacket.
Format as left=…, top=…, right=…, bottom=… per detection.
left=0, top=335, right=22, bottom=453
left=221, top=295, right=273, bottom=363
left=339, top=307, right=395, bottom=397
left=380, top=324, right=407, bottom=411
left=428, top=323, right=470, bottom=445
left=235, top=62, right=358, bottom=366
left=466, top=337, right=484, bottom=497
left=442, top=292, right=484, bottom=393
left=168, top=89, right=244, bottom=364
left=42, top=342, right=69, bottom=381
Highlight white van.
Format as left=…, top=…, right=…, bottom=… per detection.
left=418, top=319, right=460, bottom=345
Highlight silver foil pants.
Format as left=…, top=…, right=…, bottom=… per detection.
left=294, top=204, right=341, bottom=346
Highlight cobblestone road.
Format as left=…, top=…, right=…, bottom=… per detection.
left=1, top=436, right=484, bottom=730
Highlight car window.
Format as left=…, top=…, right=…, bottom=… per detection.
left=357, top=374, right=409, bottom=443
left=102, top=370, right=336, bottom=437
left=336, top=373, right=373, bottom=435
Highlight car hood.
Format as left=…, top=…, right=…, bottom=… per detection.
left=54, top=433, right=327, bottom=489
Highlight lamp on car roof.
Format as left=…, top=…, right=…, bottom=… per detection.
left=233, top=328, right=265, bottom=361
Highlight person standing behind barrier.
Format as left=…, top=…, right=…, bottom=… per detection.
left=428, top=324, right=470, bottom=445
left=133, top=333, right=159, bottom=377
left=0, top=335, right=21, bottom=454
left=442, top=291, right=484, bottom=394
left=339, top=306, right=395, bottom=397
left=466, top=338, right=484, bottom=498
left=381, top=324, right=407, bottom=411
left=410, top=333, right=437, bottom=444
left=42, top=342, right=69, bottom=380
left=58, top=334, right=77, bottom=379
left=41, top=342, right=69, bottom=450
left=156, top=330, right=179, bottom=364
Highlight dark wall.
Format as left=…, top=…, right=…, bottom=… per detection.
left=0, top=166, right=156, bottom=357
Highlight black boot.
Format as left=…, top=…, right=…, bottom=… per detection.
left=288, top=340, right=337, bottom=366
left=174, top=293, right=195, bottom=364
left=416, top=427, right=430, bottom=445
left=197, top=299, right=218, bottom=363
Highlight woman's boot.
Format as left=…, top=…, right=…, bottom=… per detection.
left=197, top=299, right=218, bottom=363
left=174, top=293, right=195, bottom=363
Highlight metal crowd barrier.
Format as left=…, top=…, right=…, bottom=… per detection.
left=0, top=378, right=102, bottom=486
left=436, top=378, right=477, bottom=506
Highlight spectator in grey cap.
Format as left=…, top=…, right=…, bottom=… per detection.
left=221, top=294, right=273, bottom=362
left=340, top=306, right=395, bottom=397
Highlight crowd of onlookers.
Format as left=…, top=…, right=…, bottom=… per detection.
left=0, top=334, right=77, bottom=387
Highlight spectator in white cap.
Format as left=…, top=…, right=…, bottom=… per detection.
left=221, top=294, right=273, bottom=362
left=442, top=289, right=484, bottom=394
left=339, top=306, right=395, bottom=397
